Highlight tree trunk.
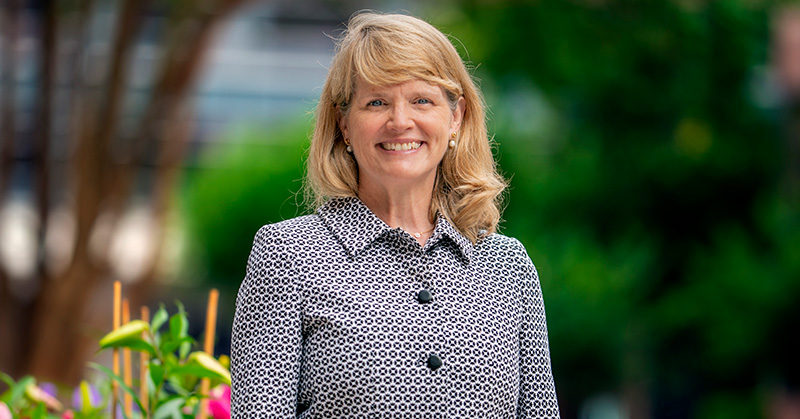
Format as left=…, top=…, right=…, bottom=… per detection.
left=4, top=0, right=249, bottom=385
left=0, top=0, right=23, bottom=378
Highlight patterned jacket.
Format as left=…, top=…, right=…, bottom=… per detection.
left=231, top=197, right=560, bottom=418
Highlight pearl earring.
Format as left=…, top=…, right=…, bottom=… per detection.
left=344, top=138, right=352, bottom=153
left=449, top=132, right=457, bottom=148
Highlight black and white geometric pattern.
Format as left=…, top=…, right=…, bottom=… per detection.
left=231, top=197, right=560, bottom=418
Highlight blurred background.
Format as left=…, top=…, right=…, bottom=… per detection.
left=1, top=0, right=798, bottom=417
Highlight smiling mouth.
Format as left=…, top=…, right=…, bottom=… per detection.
left=380, top=141, right=421, bottom=151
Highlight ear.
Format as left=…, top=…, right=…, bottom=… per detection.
left=451, top=96, right=466, bottom=132
left=337, top=106, right=349, bottom=140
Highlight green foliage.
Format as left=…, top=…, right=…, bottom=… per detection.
left=694, top=390, right=762, bottom=419
left=76, top=381, right=106, bottom=419
left=1, top=373, right=35, bottom=410
left=88, top=363, right=147, bottom=418
left=173, top=1, right=799, bottom=416
left=182, top=122, right=309, bottom=296
left=0, top=374, right=61, bottom=419
left=1, top=301, right=230, bottom=419
left=99, top=321, right=154, bottom=355
left=91, top=302, right=229, bottom=417
left=425, top=0, right=799, bottom=415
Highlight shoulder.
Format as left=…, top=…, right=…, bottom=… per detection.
left=254, top=214, right=323, bottom=239
left=475, top=232, right=529, bottom=259
left=248, top=214, right=326, bottom=257
left=474, top=232, right=538, bottom=277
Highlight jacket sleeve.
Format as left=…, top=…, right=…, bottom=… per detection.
left=513, top=239, right=560, bottom=419
left=231, top=225, right=302, bottom=418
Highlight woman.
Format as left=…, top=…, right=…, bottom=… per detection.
left=231, top=12, right=560, bottom=418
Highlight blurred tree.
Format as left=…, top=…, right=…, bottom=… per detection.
left=181, top=122, right=308, bottom=307
left=0, top=0, right=250, bottom=384
left=426, top=0, right=799, bottom=417
left=164, top=1, right=799, bottom=417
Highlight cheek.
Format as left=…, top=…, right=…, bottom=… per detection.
left=347, top=116, right=378, bottom=138
left=433, top=112, right=455, bottom=131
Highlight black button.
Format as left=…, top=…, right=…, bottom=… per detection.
left=417, top=289, right=432, bottom=303
left=427, top=354, right=442, bottom=370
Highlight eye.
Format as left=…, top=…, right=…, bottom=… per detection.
left=415, top=98, right=432, bottom=105
left=367, top=99, right=384, bottom=107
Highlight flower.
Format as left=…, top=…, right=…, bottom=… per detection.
left=0, top=402, right=12, bottom=419
left=39, top=382, right=57, bottom=398
left=25, top=382, right=63, bottom=411
left=207, top=385, right=230, bottom=419
left=70, top=381, right=101, bottom=412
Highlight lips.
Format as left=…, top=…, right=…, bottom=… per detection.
left=380, top=141, right=422, bottom=151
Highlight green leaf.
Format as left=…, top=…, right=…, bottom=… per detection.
left=0, top=373, right=16, bottom=405
left=109, top=336, right=158, bottom=356
left=163, top=353, right=180, bottom=370
left=151, top=304, right=169, bottom=333
left=87, top=363, right=146, bottom=416
left=175, top=300, right=186, bottom=316
left=161, top=336, right=196, bottom=355
left=152, top=397, right=185, bottom=419
left=164, top=376, right=190, bottom=397
left=71, top=404, right=107, bottom=419
left=79, top=380, right=95, bottom=415
left=149, top=362, right=165, bottom=389
left=131, top=338, right=158, bottom=356
left=169, top=313, right=187, bottom=342
left=31, top=402, right=46, bottom=419
left=170, top=300, right=189, bottom=338
left=169, top=304, right=191, bottom=360
left=151, top=304, right=169, bottom=350
left=98, top=321, right=151, bottom=350
left=181, top=375, right=200, bottom=397
left=1, top=375, right=33, bottom=406
left=159, top=338, right=190, bottom=368
left=179, top=340, right=192, bottom=361
left=185, top=352, right=231, bottom=385
left=0, top=372, right=15, bottom=389
left=167, top=365, right=222, bottom=383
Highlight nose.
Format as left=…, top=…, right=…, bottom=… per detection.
left=386, top=102, right=414, bottom=132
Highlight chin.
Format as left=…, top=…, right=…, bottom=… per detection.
left=380, top=170, right=436, bottom=185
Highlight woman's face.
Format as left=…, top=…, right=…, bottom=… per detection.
left=340, top=78, right=465, bottom=192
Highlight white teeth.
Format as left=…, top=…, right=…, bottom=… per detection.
left=381, top=142, right=421, bottom=151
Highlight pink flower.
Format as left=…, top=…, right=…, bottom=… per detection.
left=0, top=402, right=12, bottom=419
left=25, top=383, right=63, bottom=411
left=61, top=410, right=74, bottom=419
left=207, top=385, right=230, bottom=419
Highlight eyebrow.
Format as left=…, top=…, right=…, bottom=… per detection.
left=357, top=87, right=441, bottom=98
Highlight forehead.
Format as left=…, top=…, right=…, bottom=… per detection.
left=353, top=77, right=444, bottom=97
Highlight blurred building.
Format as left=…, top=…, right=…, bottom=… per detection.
left=0, top=0, right=424, bottom=384
left=0, top=0, right=435, bottom=281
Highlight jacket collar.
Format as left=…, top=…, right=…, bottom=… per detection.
left=317, top=196, right=473, bottom=263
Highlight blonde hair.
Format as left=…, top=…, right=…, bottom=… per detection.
left=306, top=11, right=507, bottom=243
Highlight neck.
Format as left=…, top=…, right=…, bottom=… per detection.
left=358, top=177, right=436, bottom=238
